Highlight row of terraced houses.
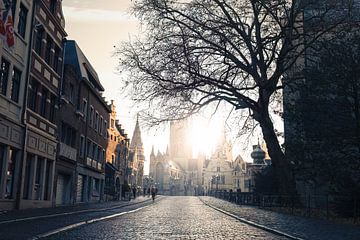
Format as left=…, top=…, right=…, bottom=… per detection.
left=0, top=0, right=145, bottom=210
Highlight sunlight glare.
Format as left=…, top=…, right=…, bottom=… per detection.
left=190, top=116, right=222, bottom=158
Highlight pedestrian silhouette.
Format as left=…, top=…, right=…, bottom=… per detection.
left=151, top=187, right=156, bottom=202
left=132, top=186, right=137, bottom=199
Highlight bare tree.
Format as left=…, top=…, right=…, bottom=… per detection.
left=117, top=0, right=354, bottom=194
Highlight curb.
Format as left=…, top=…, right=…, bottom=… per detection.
left=29, top=204, right=151, bottom=240
left=199, top=197, right=304, bottom=240
left=0, top=197, right=154, bottom=225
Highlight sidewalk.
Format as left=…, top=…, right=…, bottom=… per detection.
left=199, top=196, right=360, bottom=240
left=0, top=196, right=152, bottom=223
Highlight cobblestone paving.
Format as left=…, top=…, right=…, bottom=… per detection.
left=0, top=196, right=153, bottom=239
left=47, top=196, right=288, bottom=240
left=0, top=196, right=150, bottom=223
left=200, top=196, right=360, bottom=240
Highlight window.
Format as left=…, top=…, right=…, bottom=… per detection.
left=220, top=175, right=225, bottom=184
left=87, top=140, right=92, bottom=158
left=97, top=146, right=101, bottom=162
left=10, top=68, right=21, bottom=103
left=2, top=147, right=17, bottom=199
left=45, top=35, right=53, bottom=64
left=35, top=27, right=44, bottom=55
left=69, top=83, right=74, bottom=103
left=89, top=106, right=94, bottom=126
left=216, top=167, right=220, bottom=172
left=104, top=121, right=107, bottom=137
left=80, top=135, right=85, bottom=157
left=0, top=58, right=10, bottom=96
left=40, top=87, right=48, bottom=117
left=111, top=119, right=115, bottom=128
left=95, top=112, right=99, bottom=131
left=17, top=4, right=28, bottom=38
left=53, top=46, right=60, bottom=73
left=61, top=122, right=76, bottom=147
left=92, top=144, right=97, bottom=160
left=28, top=79, right=39, bottom=111
left=49, top=94, right=56, bottom=123
left=100, top=116, right=103, bottom=135
left=82, top=99, right=87, bottom=120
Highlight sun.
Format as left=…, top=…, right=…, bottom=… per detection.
left=190, top=116, right=222, bottom=158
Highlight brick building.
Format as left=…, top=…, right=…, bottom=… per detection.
left=18, top=0, right=66, bottom=209
left=63, top=40, right=110, bottom=203
left=104, top=101, right=130, bottom=200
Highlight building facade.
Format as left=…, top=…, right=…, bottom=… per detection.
left=104, top=101, right=130, bottom=200
left=18, top=0, right=66, bottom=209
left=283, top=2, right=360, bottom=196
left=203, top=130, right=234, bottom=192
left=63, top=40, right=110, bottom=203
left=149, top=119, right=204, bottom=195
left=0, top=0, right=34, bottom=210
left=149, top=147, right=185, bottom=195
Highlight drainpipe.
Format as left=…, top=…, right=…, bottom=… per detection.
left=16, top=0, right=38, bottom=209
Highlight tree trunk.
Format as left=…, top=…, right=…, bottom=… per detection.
left=256, top=110, right=296, bottom=195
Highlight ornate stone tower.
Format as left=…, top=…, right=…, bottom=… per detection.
left=169, top=119, right=193, bottom=171
left=130, top=116, right=145, bottom=187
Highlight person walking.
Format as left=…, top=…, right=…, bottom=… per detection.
left=151, top=187, right=156, bottom=202
left=132, top=186, right=137, bottom=199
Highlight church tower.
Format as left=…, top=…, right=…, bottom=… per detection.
left=130, top=115, right=145, bottom=187
left=169, top=119, right=193, bottom=171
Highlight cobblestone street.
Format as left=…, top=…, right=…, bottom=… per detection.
left=45, top=197, right=287, bottom=240
left=200, top=196, right=360, bottom=240
left=1, top=196, right=359, bottom=239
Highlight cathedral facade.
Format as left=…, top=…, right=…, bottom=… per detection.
left=149, top=119, right=204, bottom=195
left=149, top=118, right=270, bottom=195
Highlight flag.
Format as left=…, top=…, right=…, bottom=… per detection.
left=0, top=0, right=6, bottom=36
left=5, top=8, right=14, bottom=47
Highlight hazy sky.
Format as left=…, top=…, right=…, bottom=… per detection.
left=62, top=0, right=158, bottom=173
left=62, top=1, right=257, bottom=172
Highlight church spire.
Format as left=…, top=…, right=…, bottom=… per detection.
left=151, top=145, right=155, bottom=156
left=130, top=114, right=143, bottom=149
